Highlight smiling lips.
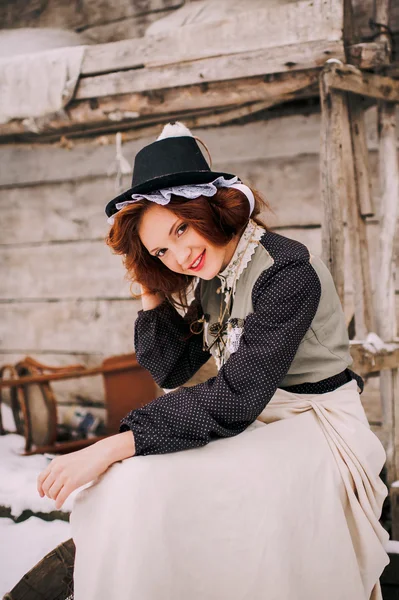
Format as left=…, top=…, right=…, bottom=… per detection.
left=188, top=250, right=206, bottom=271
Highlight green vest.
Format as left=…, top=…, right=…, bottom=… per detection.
left=200, top=240, right=352, bottom=385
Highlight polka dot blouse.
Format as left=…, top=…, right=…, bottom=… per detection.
left=120, top=232, right=362, bottom=456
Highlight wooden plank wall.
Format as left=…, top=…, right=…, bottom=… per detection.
left=0, top=0, right=397, bottom=45
left=0, top=107, right=398, bottom=406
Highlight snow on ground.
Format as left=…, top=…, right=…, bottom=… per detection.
left=0, top=404, right=83, bottom=517
left=0, top=516, right=71, bottom=597
left=0, top=432, right=77, bottom=517
left=386, top=540, right=399, bottom=554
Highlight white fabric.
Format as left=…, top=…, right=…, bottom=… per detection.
left=0, top=45, right=85, bottom=125
left=107, top=177, right=255, bottom=224
left=217, top=218, right=266, bottom=302
left=71, top=380, right=389, bottom=600
left=210, top=219, right=266, bottom=369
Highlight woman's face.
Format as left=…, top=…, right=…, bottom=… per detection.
left=138, top=204, right=238, bottom=280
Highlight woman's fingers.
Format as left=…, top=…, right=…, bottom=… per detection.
left=54, top=483, right=74, bottom=510
left=47, top=477, right=65, bottom=501
left=37, top=465, right=52, bottom=497
left=42, top=473, right=57, bottom=498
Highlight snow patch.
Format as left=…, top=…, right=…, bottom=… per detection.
left=386, top=540, right=399, bottom=554
left=0, top=517, right=71, bottom=597
left=354, top=332, right=398, bottom=354
left=0, top=432, right=80, bottom=517
left=1, top=402, right=16, bottom=432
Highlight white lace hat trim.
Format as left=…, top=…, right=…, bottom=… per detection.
left=107, top=176, right=255, bottom=224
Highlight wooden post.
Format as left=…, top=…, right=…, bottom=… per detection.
left=347, top=97, right=376, bottom=336
left=374, top=0, right=393, bottom=62
left=320, top=64, right=375, bottom=335
left=319, top=66, right=346, bottom=305
left=339, top=94, right=375, bottom=339
left=376, top=102, right=399, bottom=491
left=376, top=103, right=399, bottom=341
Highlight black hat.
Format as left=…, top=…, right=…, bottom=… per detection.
left=105, top=122, right=235, bottom=218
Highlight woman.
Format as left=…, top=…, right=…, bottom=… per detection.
left=37, top=122, right=389, bottom=600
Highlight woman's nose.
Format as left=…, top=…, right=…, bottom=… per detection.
left=175, top=247, right=192, bottom=269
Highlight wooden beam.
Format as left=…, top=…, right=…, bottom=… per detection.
left=325, top=63, right=399, bottom=102
left=376, top=101, right=399, bottom=485
left=319, top=71, right=346, bottom=304
left=0, top=72, right=319, bottom=142
left=76, top=40, right=344, bottom=101
left=80, top=1, right=344, bottom=76
left=343, top=95, right=375, bottom=338
left=350, top=343, right=399, bottom=376
left=376, top=103, right=399, bottom=340
left=348, top=41, right=391, bottom=69
left=374, top=0, right=393, bottom=62
left=348, top=98, right=376, bottom=336
left=349, top=99, right=375, bottom=217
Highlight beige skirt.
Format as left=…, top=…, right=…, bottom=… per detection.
left=71, top=380, right=389, bottom=600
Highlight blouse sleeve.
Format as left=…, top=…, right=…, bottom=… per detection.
left=134, top=283, right=211, bottom=389
left=120, top=255, right=321, bottom=455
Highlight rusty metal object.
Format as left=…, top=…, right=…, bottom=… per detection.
left=0, top=353, right=158, bottom=454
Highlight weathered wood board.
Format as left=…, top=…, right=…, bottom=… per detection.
left=0, top=151, right=383, bottom=244
left=76, top=40, right=342, bottom=101
left=0, top=241, right=130, bottom=299
left=0, top=0, right=397, bottom=45
left=1, top=291, right=398, bottom=354
left=0, top=0, right=183, bottom=32
left=0, top=299, right=140, bottom=355
left=1, top=221, right=399, bottom=299
left=0, top=107, right=397, bottom=189
left=80, top=0, right=344, bottom=76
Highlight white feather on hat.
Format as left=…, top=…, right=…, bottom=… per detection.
left=156, top=121, right=193, bottom=141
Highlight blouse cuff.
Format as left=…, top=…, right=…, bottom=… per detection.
left=120, top=420, right=148, bottom=456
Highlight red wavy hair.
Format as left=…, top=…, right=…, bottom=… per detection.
left=106, top=186, right=269, bottom=308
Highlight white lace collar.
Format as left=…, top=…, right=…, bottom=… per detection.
left=217, top=219, right=265, bottom=302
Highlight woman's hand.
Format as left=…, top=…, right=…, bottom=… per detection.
left=140, top=284, right=165, bottom=311
left=37, top=432, right=135, bottom=509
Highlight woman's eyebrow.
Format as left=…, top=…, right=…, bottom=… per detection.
left=150, top=218, right=180, bottom=254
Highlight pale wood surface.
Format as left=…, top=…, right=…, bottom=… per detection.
left=326, top=63, right=399, bottom=103
left=0, top=0, right=183, bottom=33
left=376, top=103, right=399, bottom=341
left=76, top=40, right=344, bottom=100
left=376, top=101, right=399, bottom=485
left=319, top=73, right=346, bottom=304
left=80, top=1, right=344, bottom=76
left=0, top=72, right=318, bottom=141
left=1, top=107, right=398, bottom=188
left=81, top=10, right=174, bottom=44
left=0, top=299, right=140, bottom=355
left=0, top=0, right=346, bottom=141
left=350, top=100, right=375, bottom=217
left=0, top=0, right=397, bottom=45
left=1, top=288, right=398, bottom=355
left=2, top=222, right=399, bottom=299
left=350, top=343, right=399, bottom=376
left=344, top=97, right=375, bottom=337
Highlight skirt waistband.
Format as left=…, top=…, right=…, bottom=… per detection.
left=279, top=368, right=364, bottom=395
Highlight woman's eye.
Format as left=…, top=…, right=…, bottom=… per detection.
left=155, top=224, right=187, bottom=258
left=177, top=223, right=188, bottom=236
